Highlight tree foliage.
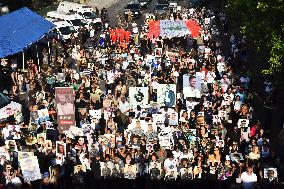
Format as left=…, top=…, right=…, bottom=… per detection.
left=226, top=0, right=284, bottom=77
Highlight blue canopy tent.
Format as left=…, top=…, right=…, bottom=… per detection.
left=0, top=7, right=54, bottom=62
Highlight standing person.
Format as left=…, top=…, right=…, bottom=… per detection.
left=132, top=23, right=139, bottom=46
left=0, top=59, right=13, bottom=93
left=241, top=167, right=257, bottom=189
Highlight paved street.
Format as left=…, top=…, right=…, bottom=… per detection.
left=106, top=0, right=189, bottom=27
left=87, top=0, right=119, bottom=9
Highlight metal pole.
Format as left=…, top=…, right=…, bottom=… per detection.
left=22, top=51, right=25, bottom=71
left=36, top=44, right=40, bottom=72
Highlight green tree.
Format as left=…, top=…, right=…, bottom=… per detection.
left=226, top=0, right=284, bottom=77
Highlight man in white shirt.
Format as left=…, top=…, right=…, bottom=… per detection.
left=119, top=96, right=130, bottom=115
left=164, top=155, right=177, bottom=173
left=183, top=77, right=201, bottom=99
left=241, top=167, right=257, bottom=189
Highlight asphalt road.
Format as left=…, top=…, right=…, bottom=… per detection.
left=106, top=0, right=190, bottom=27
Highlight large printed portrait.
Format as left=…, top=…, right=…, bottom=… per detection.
left=19, top=156, right=42, bottom=182
left=56, top=93, right=74, bottom=116
left=129, top=87, right=149, bottom=109
left=157, top=84, right=176, bottom=107
left=55, top=87, right=75, bottom=133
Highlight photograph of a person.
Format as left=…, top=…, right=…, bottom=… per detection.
left=74, top=136, right=87, bottom=150
left=238, top=119, right=249, bottom=128
left=149, top=162, right=161, bottom=180
left=264, top=168, right=277, bottom=179
left=74, top=164, right=87, bottom=174
left=18, top=151, right=34, bottom=160
left=157, top=84, right=176, bottom=107
left=19, top=156, right=42, bottom=182
left=155, top=48, right=162, bottom=57
left=56, top=94, right=74, bottom=115
left=124, top=164, right=137, bottom=179
left=183, top=76, right=201, bottom=98
left=56, top=141, right=66, bottom=157
left=129, top=87, right=149, bottom=109
left=5, top=140, right=18, bottom=152
left=37, top=133, right=46, bottom=145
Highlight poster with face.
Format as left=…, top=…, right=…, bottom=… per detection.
left=203, top=101, right=212, bottom=108
left=183, top=76, right=201, bottom=99
left=74, top=165, right=87, bottom=174
left=264, top=168, right=277, bottom=179
left=216, top=140, right=225, bottom=148
left=129, top=87, right=149, bottom=109
left=152, top=114, right=165, bottom=125
left=180, top=167, right=193, bottom=179
left=6, top=125, right=20, bottom=139
left=37, top=109, right=50, bottom=124
left=19, top=156, right=42, bottom=182
left=49, top=166, right=60, bottom=180
left=158, top=127, right=174, bottom=149
left=5, top=140, right=18, bottom=152
left=184, top=129, right=197, bottom=147
left=57, top=73, right=66, bottom=82
left=238, top=119, right=249, bottom=128
left=89, top=109, right=102, bottom=119
left=157, top=84, right=176, bottom=107
left=36, top=91, right=45, bottom=102
left=168, top=112, right=179, bottom=126
left=37, top=133, right=46, bottom=145
left=213, top=115, right=221, bottom=125
left=7, top=125, right=20, bottom=132
left=218, top=111, right=227, bottom=119
left=56, top=141, right=66, bottom=157
left=149, top=162, right=162, bottom=179
left=18, top=152, right=34, bottom=160
left=164, top=169, right=178, bottom=180
left=55, top=87, right=75, bottom=133
left=229, top=153, right=244, bottom=163
left=30, top=110, right=39, bottom=124
left=137, top=163, right=148, bottom=176
left=124, top=164, right=137, bottom=179
left=155, top=48, right=162, bottom=57
left=195, top=72, right=204, bottom=91
left=241, top=126, right=250, bottom=141
left=0, top=147, right=10, bottom=161
left=100, top=161, right=114, bottom=177
left=74, top=136, right=87, bottom=150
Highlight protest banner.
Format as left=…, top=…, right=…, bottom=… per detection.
left=55, top=87, right=75, bottom=133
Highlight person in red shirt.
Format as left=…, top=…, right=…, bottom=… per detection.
left=120, top=29, right=125, bottom=44
left=110, top=28, right=117, bottom=45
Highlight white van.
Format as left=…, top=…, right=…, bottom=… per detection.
left=57, top=1, right=101, bottom=24
left=47, top=11, right=87, bottom=31
left=48, top=20, right=78, bottom=41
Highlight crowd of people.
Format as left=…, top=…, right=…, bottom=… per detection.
left=0, top=2, right=283, bottom=189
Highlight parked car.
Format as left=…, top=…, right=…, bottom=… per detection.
left=124, top=1, right=142, bottom=19
left=137, top=0, right=151, bottom=8
left=167, top=0, right=178, bottom=8
left=154, top=1, right=169, bottom=14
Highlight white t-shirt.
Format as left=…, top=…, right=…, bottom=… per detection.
left=241, top=171, right=257, bottom=183
left=107, top=71, right=115, bottom=84
left=164, top=158, right=177, bottom=170
left=183, top=87, right=201, bottom=98
left=119, top=101, right=130, bottom=113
